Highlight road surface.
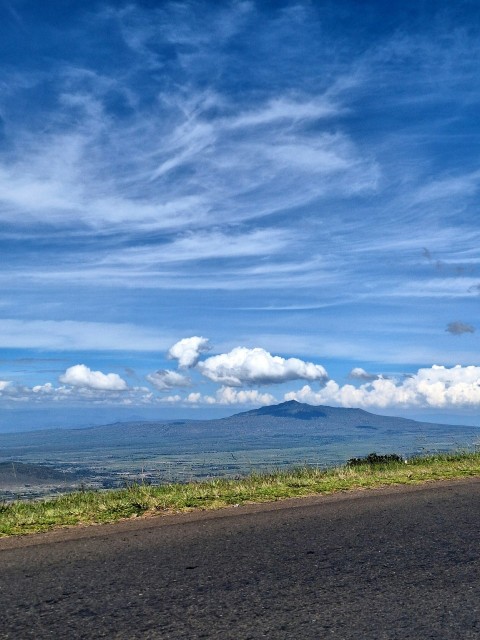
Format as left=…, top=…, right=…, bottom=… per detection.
left=1, top=478, right=480, bottom=639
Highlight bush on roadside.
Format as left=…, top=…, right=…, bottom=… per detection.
left=347, top=452, right=404, bottom=467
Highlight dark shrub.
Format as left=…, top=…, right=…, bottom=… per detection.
left=347, top=452, right=403, bottom=467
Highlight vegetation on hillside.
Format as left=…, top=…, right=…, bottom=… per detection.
left=1, top=451, right=479, bottom=537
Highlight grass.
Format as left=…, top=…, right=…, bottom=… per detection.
left=1, top=451, right=480, bottom=537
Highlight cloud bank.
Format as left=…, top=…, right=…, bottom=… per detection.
left=184, top=387, right=277, bottom=406
left=286, top=365, right=480, bottom=410
left=1, top=350, right=480, bottom=412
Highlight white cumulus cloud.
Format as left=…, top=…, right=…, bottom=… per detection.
left=186, top=392, right=202, bottom=403
left=168, top=336, right=211, bottom=368
left=167, top=386, right=277, bottom=406
left=198, top=346, right=328, bottom=386
left=349, top=367, right=380, bottom=381
left=59, top=364, right=128, bottom=391
left=285, top=365, right=480, bottom=409
left=32, top=383, right=55, bottom=394
left=165, top=394, right=182, bottom=403
left=146, top=369, right=191, bottom=390
left=213, top=386, right=277, bottom=405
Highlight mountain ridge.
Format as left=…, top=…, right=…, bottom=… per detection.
left=232, top=399, right=376, bottom=421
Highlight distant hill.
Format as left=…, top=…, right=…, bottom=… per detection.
left=0, top=462, right=78, bottom=487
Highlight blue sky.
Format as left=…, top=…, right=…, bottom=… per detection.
left=1, top=0, right=480, bottom=430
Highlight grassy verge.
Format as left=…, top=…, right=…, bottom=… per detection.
left=1, top=451, right=480, bottom=537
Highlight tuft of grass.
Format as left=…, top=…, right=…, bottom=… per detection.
left=1, top=451, right=480, bottom=537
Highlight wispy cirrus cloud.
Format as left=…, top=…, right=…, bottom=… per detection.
left=0, top=80, right=372, bottom=236
left=0, top=319, right=172, bottom=351
left=1, top=1, right=480, bottom=416
left=100, top=228, right=293, bottom=267
left=412, top=170, right=480, bottom=205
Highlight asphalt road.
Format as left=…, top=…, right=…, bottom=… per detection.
left=1, top=479, right=480, bottom=639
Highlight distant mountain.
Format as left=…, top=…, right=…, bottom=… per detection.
left=235, top=400, right=372, bottom=421
left=218, top=400, right=439, bottom=434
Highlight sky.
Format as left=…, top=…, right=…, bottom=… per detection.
left=1, top=0, right=480, bottom=431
